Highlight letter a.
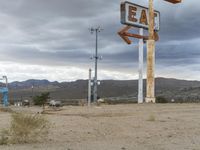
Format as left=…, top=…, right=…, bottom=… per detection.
left=140, top=10, right=148, bottom=25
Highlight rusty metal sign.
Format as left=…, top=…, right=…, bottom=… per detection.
left=164, top=0, right=181, bottom=4
left=121, top=1, right=160, bottom=31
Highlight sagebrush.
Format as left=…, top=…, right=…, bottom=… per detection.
left=0, top=113, right=49, bottom=144
left=147, top=114, right=156, bottom=122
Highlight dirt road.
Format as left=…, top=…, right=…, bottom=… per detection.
left=1, top=104, right=200, bottom=150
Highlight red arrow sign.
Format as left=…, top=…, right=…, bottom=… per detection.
left=164, top=0, right=181, bottom=4
left=118, top=26, right=132, bottom=44
left=118, top=26, right=159, bottom=45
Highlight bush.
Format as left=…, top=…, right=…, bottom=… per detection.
left=33, top=92, right=50, bottom=109
left=0, top=129, right=9, bottom=145
left=0, top=113, right=49, bottom=144
left=147, top=114, right=156, bottom=122
left=0, top=107, right=13, bottom=113
left=156, top=96, right=168, bottom=103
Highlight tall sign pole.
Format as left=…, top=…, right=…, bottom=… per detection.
left=119, top=1, right=159, bottom=103
left=145, top=0, right=182, bottom=103
left=119, top=0, right=181, bottom=104
left=145, top=0, right=156, bottom=103
left=138, top=28, right=144, bottom=104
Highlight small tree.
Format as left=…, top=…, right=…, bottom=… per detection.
left=33, top=92, right=50, bottom=110
left=156, top=96, right=168, bottom=103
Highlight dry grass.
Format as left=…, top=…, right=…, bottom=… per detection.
left=0, top=107, right=13, bottom=113
left=0, top=129, right=9, bottom=145
left=0, top=113, right=49, bottom=145
left=147, top=114, right=156, bottom=122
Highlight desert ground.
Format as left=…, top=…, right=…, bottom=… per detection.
left=1, top=104, right=200, bottom=150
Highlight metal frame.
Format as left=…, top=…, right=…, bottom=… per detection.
left=121, top=1, right=160, bottom=31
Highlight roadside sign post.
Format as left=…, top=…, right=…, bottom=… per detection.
left=119, top=1, right=160, bottom=104
left=145, top=0, right=156, bottom=103
left=120, top=2, right=160, bottom=31
left=138, top=28, right=144, bottom=103
left=118, top=0, right=181, bottom=103
left=146, top=0, right=182, bottom=103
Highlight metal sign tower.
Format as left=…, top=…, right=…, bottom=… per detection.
left=118, top=0, right=182, bottom=103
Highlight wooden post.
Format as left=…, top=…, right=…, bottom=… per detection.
left=146, top=0, right=156, bottom=103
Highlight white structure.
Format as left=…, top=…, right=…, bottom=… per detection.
left=88, top=68, right=92, bottom=106
left=138, top=28, right=144, bottom=103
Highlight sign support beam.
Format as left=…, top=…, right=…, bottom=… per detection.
left=145, top=0, right=156, bottom=103
left=119, top=0, right=181, bottom=104
left=138, top=28, right=144, bottom=104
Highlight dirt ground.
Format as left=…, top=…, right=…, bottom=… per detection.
left=1, top=104, right=200, bottom=150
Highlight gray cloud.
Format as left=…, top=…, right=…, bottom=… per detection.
left=0, top=0, right=199, bottom=81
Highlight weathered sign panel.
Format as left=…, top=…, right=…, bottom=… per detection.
left=121, top=1, right=160, bottom=31
left=164, top=0, right=181, bottom=4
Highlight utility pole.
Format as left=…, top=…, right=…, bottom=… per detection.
left=90, top=27, right=103, bottom=103
left=2, top=76, right=8, bottom=88
left=88, top=68, right=92, bottom=106
left=31, top=85, right=34, bottom=98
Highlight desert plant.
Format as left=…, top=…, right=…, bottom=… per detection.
left=147, top=114, right=156, bottom=122
left=156, top=96, right=168, bottom=103
left=33, top=92, right=50, bottom=109
left=9, top=113, right=49, bottom=144
left=0, top=129, right=9, bottom=145
left=0, top=107, right=13, bottom=113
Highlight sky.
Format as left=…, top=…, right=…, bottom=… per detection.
left=0, top=0, right=199, bottom=82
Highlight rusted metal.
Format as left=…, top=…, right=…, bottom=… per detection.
left=118, top=33, right=132, bottom=44
left=121, top=32, right=149, bottom=40
left=154, top=31, right=159, bottom=41
left=118, top=25, right=159, bottom=45
left=120, top=1, right=160, bottom=31
left=164, top=0, right=181, bottom=4
left=118, top=26, right=132, bottom=44
left=118, top=0, right=182, bottom=104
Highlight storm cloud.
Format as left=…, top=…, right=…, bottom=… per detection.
left=0, top=0, right=199, bottom=81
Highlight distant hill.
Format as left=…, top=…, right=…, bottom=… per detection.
left=1, top=77, right=200, bottom=102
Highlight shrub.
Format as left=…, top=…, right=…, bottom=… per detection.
left=0, top=107, right=13, bottom=113
left=0, top=113, right=49, bottom=144
left=147, top=114, right=156, bottom=122
left=33, top=92, right=50, bottom=109
left=0, top=129, right=9, bottom=145
left=156, top=96, right=168, bottom=103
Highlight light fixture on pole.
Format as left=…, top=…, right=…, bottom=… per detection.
left=89, top=26, right=103, bottom=103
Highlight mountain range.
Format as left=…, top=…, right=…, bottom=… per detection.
left=1, top=77, right=200, bottom=103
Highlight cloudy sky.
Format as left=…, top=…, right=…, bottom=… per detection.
left=0, top=0, right=199, bottom=82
